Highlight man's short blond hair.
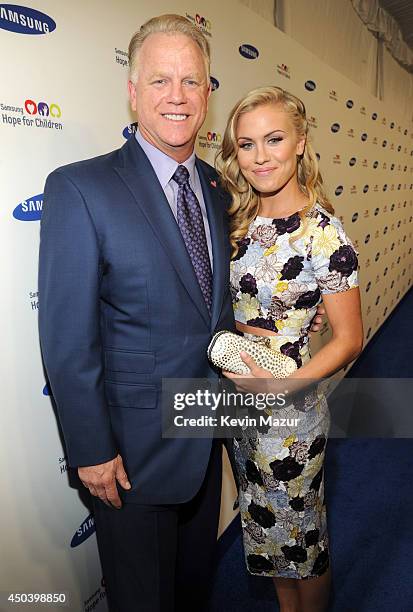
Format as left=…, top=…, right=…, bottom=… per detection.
left=128, top=14, right=211, bottom=84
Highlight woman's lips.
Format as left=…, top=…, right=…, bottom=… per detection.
left=253, top=167, right=276, bottom=175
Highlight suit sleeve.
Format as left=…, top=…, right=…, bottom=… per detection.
left=38, top=170, right=117, bottom=467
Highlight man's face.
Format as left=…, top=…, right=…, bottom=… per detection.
left=128, top=32, right=211, bottom=162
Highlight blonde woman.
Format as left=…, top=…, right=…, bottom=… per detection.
left=217, top=86, right=363, bottom=612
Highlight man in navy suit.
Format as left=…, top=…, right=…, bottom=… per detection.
left=39, top=14, right=235, bottom=612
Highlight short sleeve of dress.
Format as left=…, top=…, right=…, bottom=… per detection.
left=310, top=211, right=359, bottom=294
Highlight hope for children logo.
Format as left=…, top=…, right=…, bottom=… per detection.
left=1, top=97, right=63, bottom=130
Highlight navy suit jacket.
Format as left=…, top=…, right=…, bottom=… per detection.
left=38, top=136, right=235, bottom=504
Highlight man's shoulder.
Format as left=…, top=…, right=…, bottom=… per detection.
left=48, top=144, right=123, bottom=185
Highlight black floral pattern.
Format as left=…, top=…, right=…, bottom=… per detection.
left=329, top=244, right=358, bottom=277
left=247, top=316, right=278, bottom=332
left=272, top=213, right=301, bottom=235
left=310, top=468, right=323, bottom=492
left=270, top=456, right=304, bottom=481
left=245, top=459, right=264, bottom=486
left=240, top=273, right=258, bottom=296
left=233, top=236, right=250, bottom=261
left=308, top=436, right=326, bottom=459
left=247, top=554, right=274, bottom=573
left=280, top=341, right=303, bottom=368
left=280, top=255, right=304, bottom=280
left=248, top=501, right=276, bottom=529
left=281, top=544, right=308, bottom=563
left=295, top=288, right=321, bottom=309
left=312, top=551, right=329, bottom=576
left=305, top=529, right=320, bottom=547
left=289, top=496, right=305, bottom=511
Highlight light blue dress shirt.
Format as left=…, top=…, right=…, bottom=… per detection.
left=135, top=128, right=213, bottom=270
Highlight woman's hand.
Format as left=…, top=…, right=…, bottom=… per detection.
left=223, top=351, right=279, bottom=394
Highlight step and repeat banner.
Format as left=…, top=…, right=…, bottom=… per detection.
left=1, top=0, right=412, bottom=609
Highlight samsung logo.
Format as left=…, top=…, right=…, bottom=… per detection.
left=239, top=44, right=259, bottom=59
left=0, top=4, right=56, bottom=34
left=70, top=514, right=95, bottom=547
left=331, top=123, right=340, bottom=133
left=346, top=99, right=354, bottom=109
left=304, top=80, right=316, bottom=91
left=361, top=132, right=367, bottom=141
left=122, top=122, right=138, bottom=139
left=13, top=193, right=43, bottom=221
left=335, top=185, right=343, bottom=196
left=349, top=157, right=356, bottom=166
left=210, top=76, right=219, bottom=91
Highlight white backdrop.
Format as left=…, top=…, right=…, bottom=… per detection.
left=1, top=1, right=412, bottom=609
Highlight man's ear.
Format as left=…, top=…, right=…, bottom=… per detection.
left=128, top=80, right=137, bottom=112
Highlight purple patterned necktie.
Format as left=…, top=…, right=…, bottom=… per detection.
left=172, top=164, right=213, bottom=312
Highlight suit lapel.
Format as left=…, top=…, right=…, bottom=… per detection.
left=196, top=158, right=227, bottom=332
left=114, top=138, right=210, bottom=327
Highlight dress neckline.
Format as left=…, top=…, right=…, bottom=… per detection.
left=255, top=209, right=303, bottom=221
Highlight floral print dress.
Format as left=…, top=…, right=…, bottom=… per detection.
left=230, top=203, right=359, bottom=579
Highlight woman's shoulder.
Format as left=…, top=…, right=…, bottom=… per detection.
left=305, top=202, right=348, bottom=234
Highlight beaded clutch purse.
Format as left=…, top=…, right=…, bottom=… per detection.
left=207, top=330, right=297, bottom=378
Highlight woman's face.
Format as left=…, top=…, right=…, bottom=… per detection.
left=236, top=103, right=305, bottom=196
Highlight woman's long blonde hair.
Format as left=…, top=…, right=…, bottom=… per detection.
left=216, top=85, right=334, bottom=255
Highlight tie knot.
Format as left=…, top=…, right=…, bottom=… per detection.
left=172, top=165, right=190, bottom=186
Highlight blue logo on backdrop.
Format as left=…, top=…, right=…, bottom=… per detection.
left=122, top=122, right=138, bottom=139
left=346, top=99, right=354, bottom=109
left=331, top=123, right=340, bottom=133
left=42, top=384, right=50, bottom=396
left=210, top=76, right=219, bottom=91
left=238, top=44, right=259, bottom=59
left=305, top=80, right=316, bottom=91
left=335, top=185, right=343, bottom=196
left=13, top=193, right=43, bottom=221
left=70, top=514, right=95, bottom=547
left=0, top=4, right=56, bottom=34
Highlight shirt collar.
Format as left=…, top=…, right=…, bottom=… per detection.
left=135, top=127, right=197, bottom=189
